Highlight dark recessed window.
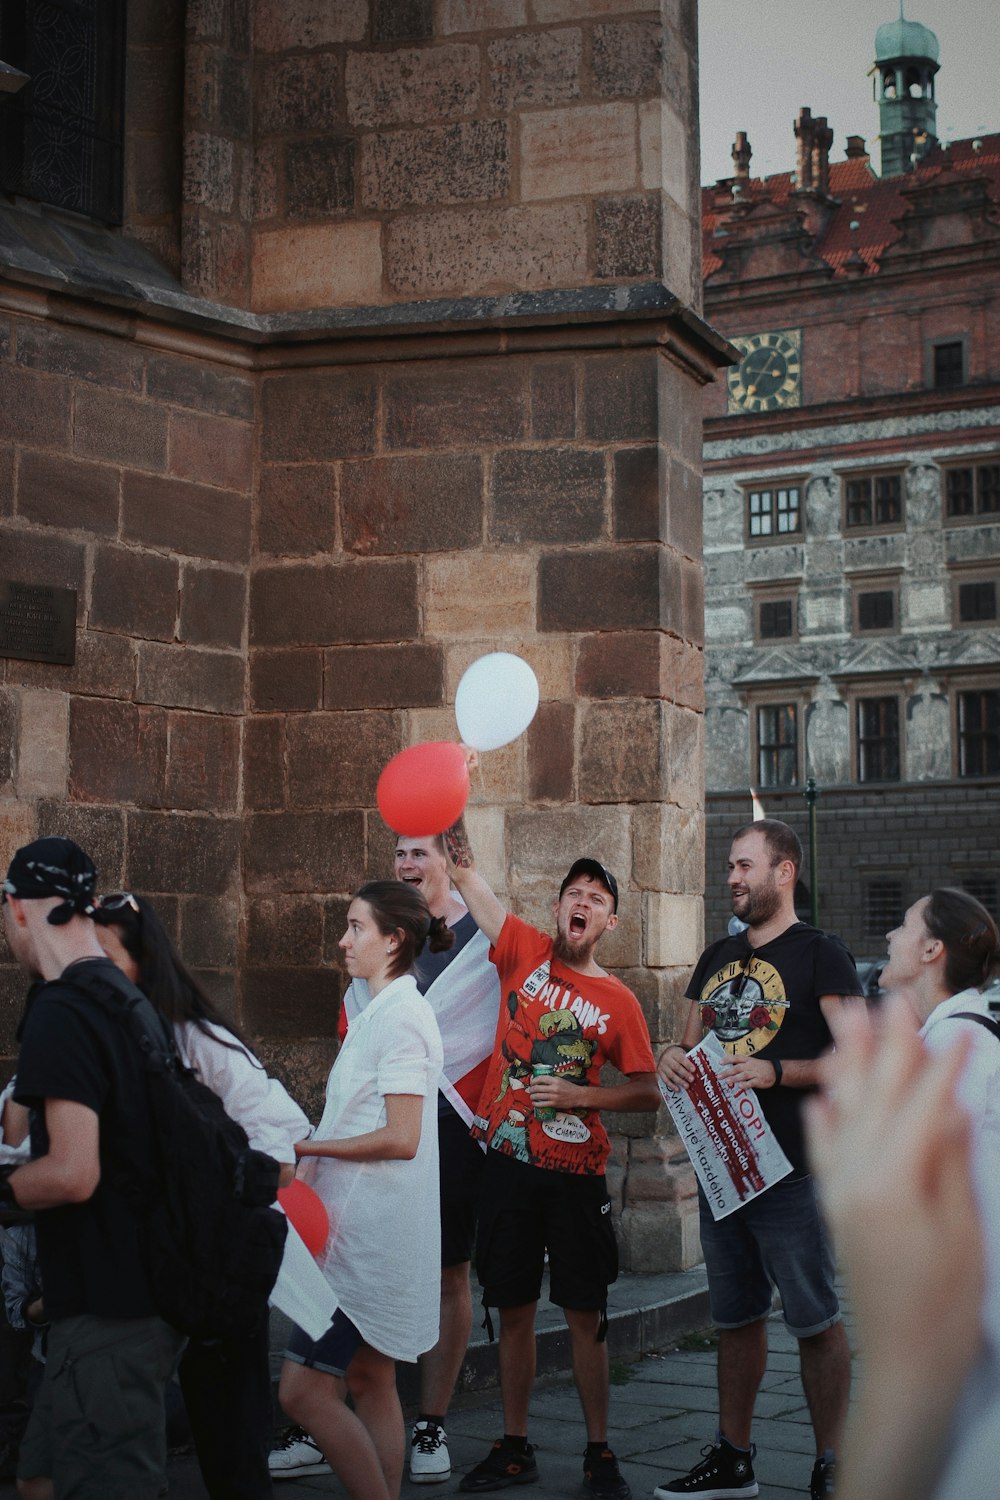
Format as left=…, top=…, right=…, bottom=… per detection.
left=0, top=0, right=126, bottom=224
left=959, top=581, right=998, bottom=623
left=946, top=464, right=1000, bottom=519
left=756, top=703, right=797, bottom=788
left=759, top=599, right=794, bottom=639
left=845, top=473, right=902, bottom=529
left=857, top=697, right=900, bottom=782
left=958, top=689, right=1000, bottom=778
left=864, top=879, right=904, bottom=940
left=933, top=342, right=965, bottom=389
left=963, top=874, right=998, bottom=920
left=748, top=486, right=801, bottom=539
left=858, top=590, right=895, bottom=632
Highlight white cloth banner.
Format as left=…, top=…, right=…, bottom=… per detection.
left=658, top=1033, right=792, bottom=1220
left=269, top=1211, right=340, bottom=1341
left=344, top=925, right=500, bottom=1130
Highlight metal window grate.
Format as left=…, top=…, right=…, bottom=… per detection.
left=858, top=590, right=895, bottom=631
left=933, top=341, right=964, bottom=389
left=864, top=879, right=904, bottom=940
left=962, top=875, right=999, bottom=921
left=958, top=690, right=1000, bottom=778
left=958, top=581, right=998, bottom=623
left=759, top=599, right=794, bottom=639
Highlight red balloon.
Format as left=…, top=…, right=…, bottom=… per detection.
left=376, top=742, right=470, bottom=837
left=278, top=1180, right=329, bottom=1257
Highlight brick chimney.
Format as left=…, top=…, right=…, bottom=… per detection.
left=794, top=107, right=815, bottom=191
left=845, top=134, right=868, bottom=160
left=731, top=130, right=752, bottom=203
left=811, top=115, right=834, bottom=197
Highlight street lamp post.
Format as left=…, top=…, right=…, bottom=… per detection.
left=803, top=777, right=820, bottom=927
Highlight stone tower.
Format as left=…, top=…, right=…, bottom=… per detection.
left=874, top=8, right=940, bottom=177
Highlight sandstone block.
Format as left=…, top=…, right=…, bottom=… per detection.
left=580, top=699, right=663, bottom=804
left=462, top=804, right=507, bottom=895
left=250, top=1037, right=336, bottom=1121
left=146, top=355, right=254, bottom=421
left=36, top=801, right=126, bottom=886
left=538, top=546, right=660, bottom=633
left=129, top=131, right=182, bottom=219
left=252, top=222, right=382, bottom=312
left=661, top=633, right=703, bottom=713
left=576, top=631, right=660, bottom=699
left=256, top=52, right=343, bottom=135
left=69, top=698, right=167, bottom=807
left=425, top=552, right=533, bottom=637
left=619, top=1198, right=702, bottom=1273
left=384, top=360, right=525, bottom=451
left=286, top=711, right=403, bottom=808
left=613, top=445, right=661, bottom=540
left=341, top=454, right=483, bottom=555
left=632, top=802, right=704, bottom=896
left=168, top=410, right=253, bottom=493
left=15, top=690, right=68, bottom=799
left=17, top=451, right=119, bottom=536
left=165, top=711, right=240, bottom=812
left=520, top=104, right=636, bottom=202
left=488, top=28, right=580, bottom=110
left=73, top=387, right=167, bottom=472
left=372, top=0, right=433, bottom=43
left=507, top=806, right=631, bottom=894
left=533, top=0, right=640, bottom=16
left=0, top=526, right=85, bottom=602
left=663, top=700, right=703, bottom=810
left=591, top=20, right=661, bottom=99
left=0, top=690, right=16, bottom=790
left=0, top=443, right=12, bottom=517
left=243, top=969, right=342, bottom=1040
left=346, top=44, right=479, bottom=128
left=261, top=370, right=378, bottom=462
left=285, top=137, right=355, bottom=219
left=645, top=891, right=704, bottom=969
left=255, top=0, right=366, bottom=51
left=257, top=464, right=337, bottom=557
left=126, top=811, right=241, bottom=895
left=183, top=131, right=235, bottom=213
left=595, top=194, right=660, bottom=279
left=179, top=564, right=246, bottom=650
left=0, top=366, right=69, bottom=447
left=250, top=559, right=419, bottom=647
left=123, top=473, right=251, bottom=564
left=529, top=359, right=577, bottom=441
left=385, top=202, right=587, bottom=298
left=445, top=637, right=573, bottom=705
left=527, top=700, right=575, bottom=803
left=247, top=896, right=325, bottom=967
left=324, top=643, right=443, bottom=711
left=136, top=643, right=244, bottom=715
left=90, top=544, right=179, bottom=642
left=439, top=0, right=525, bottom=32
left=243, top=716, right=285, bottom=810
left=665, top=455, right=703, bottom=561
left=581, top=350, right=658, bottom=442
left=6, top=631, right=135, bottom=700
left=180, top=895, right=238, bottom=969
left=490, top=448, right=605, bottom=545
left=251, top=650, right=323, bottom=712
left=361, top=120, right=509, bottom=211
left=244, top=810, right=364, bottom=894
left=16, top=322, right=144, bottom=392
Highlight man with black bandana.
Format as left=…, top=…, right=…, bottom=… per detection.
left=0, top=837, right=184, bottom=1500
left=656, top=819, right=863, bottom=1500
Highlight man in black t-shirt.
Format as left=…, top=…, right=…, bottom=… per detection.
left=1, top=838, right=184, bottom=1500
left=655, top=820, right=863, bottom=1500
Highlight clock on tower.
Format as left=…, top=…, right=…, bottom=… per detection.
left=727, top=329, right=802, bottom=414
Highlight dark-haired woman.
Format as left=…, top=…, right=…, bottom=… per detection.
left=93, top=893, right=310, bottom=1500
left=279, top=880, right=448, bottom=1500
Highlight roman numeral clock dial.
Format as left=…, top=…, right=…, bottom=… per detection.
left=727, top=329, right=802, bottom=414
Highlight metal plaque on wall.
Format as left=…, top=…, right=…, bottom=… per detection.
left=0, top=581, right=77, bottom=665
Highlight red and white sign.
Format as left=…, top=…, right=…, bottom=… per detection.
left=658, top=1032, right=792, bottom=1220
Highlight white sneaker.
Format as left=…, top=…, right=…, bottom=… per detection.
left=268, top=1426, right=332, bottom=1480
left=410, top=1420, right=451, bottom=1483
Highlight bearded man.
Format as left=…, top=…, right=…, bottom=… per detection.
left=656, top=819, right=863, bottom=1500
left=442, top=825, right=659, bottom=1500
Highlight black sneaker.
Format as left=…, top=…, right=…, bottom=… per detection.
left=653, top=1437, right=758, bottom=1498
left=583, top=1445, right=631, bottom=1498
left=810, top=1455, right=836, bottom=1497
left=458, top=1438, right=539, bottom=1492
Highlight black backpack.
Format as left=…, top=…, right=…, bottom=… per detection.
left=68, top=964, right=288, bottom=1340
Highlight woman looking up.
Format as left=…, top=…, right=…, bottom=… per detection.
left=278, top=880, right=448, bottom=1500
left=92, top=892, right=309, bottom=1500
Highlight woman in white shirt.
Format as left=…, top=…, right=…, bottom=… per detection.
left=279, top=880, right=447, bottom=1500
left=808, top=887, right=1000, bottom=1500
left=93, top=892, right=309, bottom=1500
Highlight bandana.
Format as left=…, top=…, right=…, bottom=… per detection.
left=3, top=838, right=98, bottom=926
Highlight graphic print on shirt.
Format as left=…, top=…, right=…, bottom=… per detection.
left=697, top=954, right=789, bottom=1057
left=477, top=961, right=600, bottom=1168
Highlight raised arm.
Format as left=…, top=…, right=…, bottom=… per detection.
left=442, top=817, right=508, bottom=946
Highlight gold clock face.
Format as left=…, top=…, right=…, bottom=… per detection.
left=727, top=330, right=802, bottom=414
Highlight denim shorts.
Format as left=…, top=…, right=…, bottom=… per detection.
left=697, top=1174, right=840, bottom=1339
left=285, top=1308, right=364, bottom=1378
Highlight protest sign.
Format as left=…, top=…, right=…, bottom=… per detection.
left=659, top=1033, right=792, bottom=1220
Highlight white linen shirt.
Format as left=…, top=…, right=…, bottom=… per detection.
left=174, top=1019, right=309, bottom=1164
left=298, top=973, right=443, bottom=1363
left=921, top=988, right=1000, bottom=1500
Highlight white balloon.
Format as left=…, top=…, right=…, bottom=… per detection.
left=455, top=653, right=540, bottom=752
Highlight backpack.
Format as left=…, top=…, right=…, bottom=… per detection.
left=68, top=963, right=288, bottom=1340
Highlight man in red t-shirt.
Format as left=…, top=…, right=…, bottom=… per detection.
left=443, top=819, right=659, bottom=1500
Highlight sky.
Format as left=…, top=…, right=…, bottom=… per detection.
left=698, top=1, right=1000, bottom=185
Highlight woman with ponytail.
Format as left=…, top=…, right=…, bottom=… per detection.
left=278, top=881, right=448, bottom=1500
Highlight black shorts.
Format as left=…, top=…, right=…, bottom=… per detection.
left=439, top=1105, right=486, bottom=1267
left=474, top=1150, right=619, bottom=1312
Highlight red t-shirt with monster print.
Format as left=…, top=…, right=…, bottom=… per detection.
left=471, top=914, right=656, bottom=1176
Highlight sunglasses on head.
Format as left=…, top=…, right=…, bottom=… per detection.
left=96, top=892, right=141, bottom=917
